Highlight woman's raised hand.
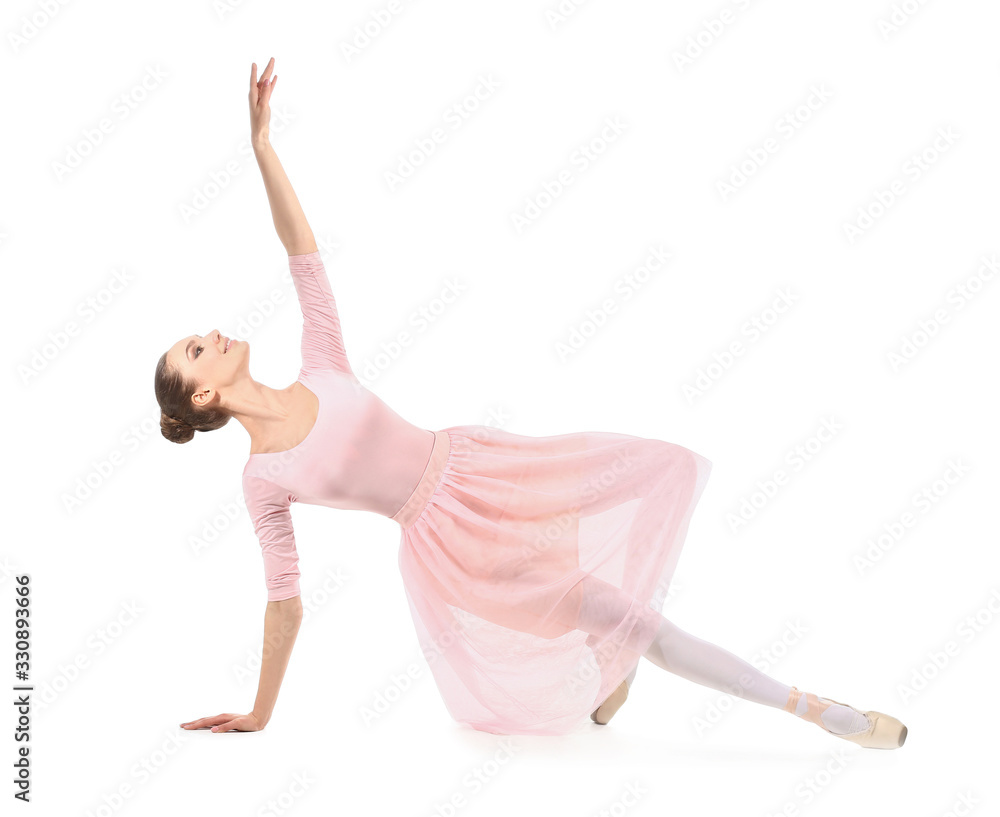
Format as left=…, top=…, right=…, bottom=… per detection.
left=249, top=57, right=278, bottom=146
left=180, top=711, right=264, bottom=733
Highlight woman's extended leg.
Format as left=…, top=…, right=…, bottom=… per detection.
left=575, top=575, right=871, bottom=735
left=640, top=615, right=870, bottom=734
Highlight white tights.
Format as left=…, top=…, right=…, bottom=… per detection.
left=641, top=616, right=791, bottom=707
left=577, top=576, right=868, bottom=734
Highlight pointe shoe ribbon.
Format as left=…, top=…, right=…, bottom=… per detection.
left=590, top=680, right=629, bottom=725
left=784, top=686, right=907, bottom=749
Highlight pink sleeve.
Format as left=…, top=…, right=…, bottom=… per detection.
left=243, top=474, right=301, bottom=601
left=288, top=250, right=354, bottom=378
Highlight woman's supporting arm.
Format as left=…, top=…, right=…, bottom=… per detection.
left=251, top=595, right=303, bottom=728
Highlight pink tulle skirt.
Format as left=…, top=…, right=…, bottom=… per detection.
left=391, top=424, right=713, bottom=736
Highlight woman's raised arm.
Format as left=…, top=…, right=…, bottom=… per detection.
left=249, top=58, right=316, bottom=256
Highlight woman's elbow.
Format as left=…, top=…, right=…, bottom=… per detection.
left=286, top=233, right=318, bottom=256
left=268, top=594, right=303, bottom=618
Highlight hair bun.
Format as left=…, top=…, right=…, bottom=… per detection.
left=160, top=412, right=195, bottom=444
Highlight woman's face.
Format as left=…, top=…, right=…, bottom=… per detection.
left=165, top=329, right=246, bottom=409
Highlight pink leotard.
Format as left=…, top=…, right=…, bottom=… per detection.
left=242, top=251, right=435, bottom=601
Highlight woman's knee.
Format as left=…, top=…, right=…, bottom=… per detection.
left=573, top=574, right=644, bottom=638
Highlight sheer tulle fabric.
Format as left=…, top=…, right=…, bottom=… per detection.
left=393, top=424, right=713, bottom=736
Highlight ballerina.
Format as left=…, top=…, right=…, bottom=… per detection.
left=160, top=58, right=905, bottom=748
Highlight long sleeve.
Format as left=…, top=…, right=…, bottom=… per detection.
left=243, top=473, right=301, bottom=601
left=288, top=250, right=354, bottom=379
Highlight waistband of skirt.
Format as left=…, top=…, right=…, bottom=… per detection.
left=390, top=429, right=451, bottom=529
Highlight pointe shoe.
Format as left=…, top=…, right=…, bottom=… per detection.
left=784, top=686, right=907, bottom=749
left=590, top=679, right=629, bottom=725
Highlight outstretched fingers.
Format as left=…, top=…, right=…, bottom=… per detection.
left=249, top=58, right=275, bottom=104
left=210, top=717, right=241, bottom=733
left=180, top=713, right=237, bottom=730
left=258, top=57, right=274, bottom=87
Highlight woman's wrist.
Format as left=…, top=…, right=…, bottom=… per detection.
left=252, top=134, right=270, bottom=153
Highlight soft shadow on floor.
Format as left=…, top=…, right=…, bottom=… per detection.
left=446, top=719, right=844, bottom=766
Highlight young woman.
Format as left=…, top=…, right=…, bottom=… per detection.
left=160, top=58, right=906, bottom=747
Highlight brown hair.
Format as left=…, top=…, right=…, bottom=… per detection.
left=154, top=350, right=231, bottom=444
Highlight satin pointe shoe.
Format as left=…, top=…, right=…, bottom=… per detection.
left=590, top=679, right=629, bottom=725
left=784, top=686, right=908, bottom=749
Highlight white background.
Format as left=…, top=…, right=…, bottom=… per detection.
left=3, top=0, right=998, bottom=815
